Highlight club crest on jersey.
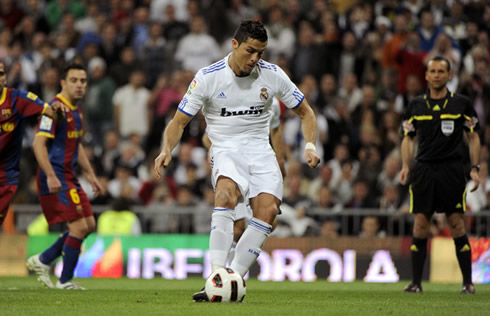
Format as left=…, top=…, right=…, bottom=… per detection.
left=441, top=120, right=454, bottom=136
left=1, top=108, right=11, bottom=118
left=260, top=88, right=269, bottom=101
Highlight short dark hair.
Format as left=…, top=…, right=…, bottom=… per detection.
left=233, top=20, right=268, bottom=45
left=428, top=56, right=451, bottom=72
left=62, top=62, right=87, bottom=80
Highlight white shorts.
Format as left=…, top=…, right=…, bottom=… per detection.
left=210, top=149, right=283, bottom=203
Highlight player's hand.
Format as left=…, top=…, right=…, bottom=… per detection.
left=47, top=175, right=62, bottom=193
left=51, top=101, right=69, bottom=121
left=399, top=167, right=409, bottom=185
left=470, top=168, right=480, bottom=192
left=89, top=175, right=105, bottom=197
left=304, top=149, right=320, bottom=168
left=154, top=150, right=172, bottom=180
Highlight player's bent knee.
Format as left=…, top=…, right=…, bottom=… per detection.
left=214, top=190, right=238, bottom=209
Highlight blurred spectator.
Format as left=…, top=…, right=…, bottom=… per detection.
left=416, top=9, right=444, bottom=53
left=110, top=46, right=138, bottom=87
left=99, top=22, right=119, bottom=64
left=85, top=57, right=117, bottom=144
left=324, top=98, right=354, bottom=161
left=97, top=197, right=142, bottom=236
left=377, top=154, right=401, bottom=195
left=0, top=0, right=25, bottom=31
left=360, top=216, right=385, bottom=238
left=382, top=14, right=409, bottom=70
left=394, top=74, right=424, bottom=113
left=45, top=0, right=85, bottom=31
left=394, top=31, right=427, bottom=95
left=338, top=72, right=362, bottom=112
left=162, top=4, right=190, bottom=54
left=141, top=21, right=170, bottom=88
left=264, top=5, right=295, bottom=63
left=108, top=165, right=142, bottom=201
left=175, top=16, right=221, bottom=73
left=378, top=111, right=402, bottom=157
left=150, top=0, right=189, bottom=24
left=308, top=164, right=333, bottom=200
left=319, top=219, right=339, bottom=239
left=113, top=69, right=151, bottom=139
left=346, top=178, right=376, bottom=209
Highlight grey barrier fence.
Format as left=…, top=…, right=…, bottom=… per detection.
left=6, top=204, right=490, bottom=237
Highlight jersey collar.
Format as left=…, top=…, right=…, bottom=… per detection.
left=56, top=93, right=77, bottom=110
left=0, top=87, right=6, bottom=105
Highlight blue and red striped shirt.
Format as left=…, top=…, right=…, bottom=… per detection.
left=0, top=88, right=48, bottom=185
left=36, top=94, right=84, bottom=195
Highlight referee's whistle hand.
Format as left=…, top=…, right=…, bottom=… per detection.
left=470, top=169, right=480, bottom=192
left=399, top=168, right=409, bottom=185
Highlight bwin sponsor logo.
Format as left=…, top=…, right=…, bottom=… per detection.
left=220, top=107, right=263, bottom=117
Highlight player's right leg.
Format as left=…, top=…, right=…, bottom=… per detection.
left=193, top=177, right=239, bottom=302
left=0, top=184, right=17, bottom=225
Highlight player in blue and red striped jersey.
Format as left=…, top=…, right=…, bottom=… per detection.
left=26, top=63, right=104, bottom=290
left=0, top=61, right=68, bottom=225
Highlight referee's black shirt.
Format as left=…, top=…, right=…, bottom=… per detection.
left=401, top=90, right=480, bottom=162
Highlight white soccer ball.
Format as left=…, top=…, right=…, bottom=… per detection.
left=205, top=268, right=246, bottom=303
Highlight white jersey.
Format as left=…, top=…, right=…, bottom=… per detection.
left=178, top=54, right=303, bottom=154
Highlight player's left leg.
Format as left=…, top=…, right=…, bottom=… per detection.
left=56, top=217, right=91, bottom=290
left=447, top=212, right=475, bottom=294
left=230, top=193, right=279, bottom=277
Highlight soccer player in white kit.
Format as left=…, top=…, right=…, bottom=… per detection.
left=154, top=20, right=320, bottom=301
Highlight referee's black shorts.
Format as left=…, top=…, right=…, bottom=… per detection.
left=409, top=160, right=467, bottom=215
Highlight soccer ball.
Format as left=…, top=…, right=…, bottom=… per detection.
left=205, top=268, right=246, bottom=303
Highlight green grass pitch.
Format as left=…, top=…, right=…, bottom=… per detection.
left=1, top=277, right=489, bottom=315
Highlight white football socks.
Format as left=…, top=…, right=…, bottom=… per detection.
left=209, top=207, right=235, bottom=272
left=230, top=217, right=271, bottom=277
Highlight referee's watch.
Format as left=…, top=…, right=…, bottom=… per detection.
left=471, top=165, right=480, bottom=172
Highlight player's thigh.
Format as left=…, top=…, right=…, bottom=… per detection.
left=211, top=151, right=250, bottom=200
left=248, top=153, right=283, bottom=201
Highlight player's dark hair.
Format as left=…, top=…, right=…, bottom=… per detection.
left=233, top=20, right=268, bottom=45
left=428, top=56, right=451, bottom=72
left=62, top=63, right=87, bottom=80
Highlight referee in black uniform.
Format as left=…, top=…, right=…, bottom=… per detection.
left=399, top=56, right=480, bottom=294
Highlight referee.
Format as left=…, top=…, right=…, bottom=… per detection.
left=399, top=56, right=480, bottom=294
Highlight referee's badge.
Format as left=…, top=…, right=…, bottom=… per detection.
left=441, top=120, right=454, bottom=136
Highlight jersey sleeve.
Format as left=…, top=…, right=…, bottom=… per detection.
left=274, top=67, right=304, bottom=109
left=177, top=72, right=207, bottom=117
left=14, top=90, right=48, bottom=118
left=36, top=102, right=57, bottom=139
left=462, top=97, right=480, bottom=133
left=400, top=99, right=416, bottom=137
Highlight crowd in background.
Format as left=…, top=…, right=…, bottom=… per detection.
left=3, top=0, right=490, bottom=237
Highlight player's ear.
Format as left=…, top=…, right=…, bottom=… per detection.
left=232, top=39, right=239, bottom=50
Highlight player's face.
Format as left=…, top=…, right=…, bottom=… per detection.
left=232, top=37, right=267, bottom=75
left=0, top=63, right=6, bottom=90
left=425, top=60, right=451, bottom=91
left=61, top=69, right=87, bottom=102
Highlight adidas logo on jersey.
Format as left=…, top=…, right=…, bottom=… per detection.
left=217, top=92, right=226, bottom=99
left=220, top=106, right=263, bottom=117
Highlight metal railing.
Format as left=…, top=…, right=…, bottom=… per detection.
left=6, top=204, right=490, bottom=237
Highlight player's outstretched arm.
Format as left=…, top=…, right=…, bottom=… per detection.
left=78, top=144, right=104, bottom=196
left=154, top=111, right=193, bottom=180
left=399, top=136, right=415, bottom=185
left=33, top=135, right=61, bottom=193
left=292, top=100, right=320, bottom=168
left=467, top=131, right=481, bottom=192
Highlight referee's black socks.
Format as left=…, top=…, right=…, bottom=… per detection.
left=410, top=237, right=427, bottom=286
left=454, top=234, right=472, bottom=285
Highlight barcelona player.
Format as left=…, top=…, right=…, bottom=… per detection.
left=26, top=63, right=103, bottom=290
left=0, top=61, right=68, bottom=225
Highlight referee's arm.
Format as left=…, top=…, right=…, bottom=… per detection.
left=467, top=131, right=481, bottom=192
left=399, top=135, right=415, bottom=185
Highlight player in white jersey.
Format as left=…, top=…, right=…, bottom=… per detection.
left=154, top=20, right=320, bottom=301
